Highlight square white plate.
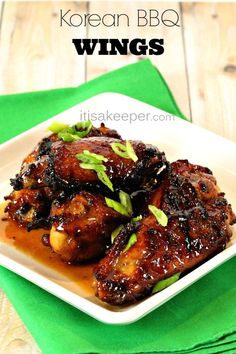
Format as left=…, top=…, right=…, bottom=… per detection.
left=0, top=92, right=236, bottom=324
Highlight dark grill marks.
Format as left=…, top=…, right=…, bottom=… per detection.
left=179, top=216, right=191, bottom=251
left=24, top=163, right=37, bottom=176
left=199, top=181, right=209, bottom=193
left=94, top=159, right=236, bottom=305
left=19, top=203, right=31, bottom=214
left=38, top=137, right=54, bottom=157
left=10, top=174, right=23, bottom=190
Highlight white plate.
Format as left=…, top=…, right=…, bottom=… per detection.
left=0, top=92, right=236, bottom=324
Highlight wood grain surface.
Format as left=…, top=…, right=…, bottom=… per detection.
left=0, top=2, right=236, bottom=353
left=182, top=2, right=236, bottom=139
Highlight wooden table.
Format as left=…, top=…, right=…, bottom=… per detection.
left=0, top=2, right=236, bottom=353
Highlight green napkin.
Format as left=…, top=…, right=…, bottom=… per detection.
left=0, top=59, right=236, bottom=354
left=0, top=59, right=184, bottom=144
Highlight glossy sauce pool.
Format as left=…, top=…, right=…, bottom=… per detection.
left=0, top=202, right=95, bottom=297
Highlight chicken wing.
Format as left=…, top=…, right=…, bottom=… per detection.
left=46, top=137, right=166, bottom=193
left=7, top=124, right=123, bottom=231
left=49, top=191, right=127, bottom=263
left=10, top=124, right=121, bottom=191
left=5, top=187, right=53, bottom=230
left=11, top=137, right=167, bottom=194
left=94, top=160, right=236, bottom=305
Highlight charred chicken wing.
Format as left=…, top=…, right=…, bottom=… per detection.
left=49, top=191, right=127, bottom=263
left=5, top=187, right=53, bottom=230
left=10, top=124, right=121, bottom=191
left=45, top=137, right=167, bottom=193
left=11, top=137, right=166, bottom=193
left=94, top=160, right=236, bottom=305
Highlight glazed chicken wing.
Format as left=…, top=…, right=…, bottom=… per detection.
left=94, top=160, right=236, bottom=305
left=49, top=192, right=127, bottom=263
left=5, top=188, right=53, bottom=230
left=10, top=124, right=121, bottom=191
left=7, top=124, right=123, bottom=231
left=12, top=137, right=167, bottom=194
left=46, top=138, right=166, bottom=192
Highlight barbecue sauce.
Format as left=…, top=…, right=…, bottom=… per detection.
left=0, top=202, right=94, bottom=296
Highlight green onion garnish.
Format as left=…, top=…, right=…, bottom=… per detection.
left=111, top=142, right=129, bottom=159
left=152, top=273, right=181, bottom=294
left=111, top=141, right=138, bottom=162
left=105, top=198, right=129, bottom=216
left=76, top=150, right=108, bottom=164
left=119, top=190, right=133, bottom=216
left=58, top=132, right=79, bottom=142
left=76, top=150, right=113, bottom=191
left=131, top=215, right=142, bottom=223
left=79, top=163, right=105, bottom=171
left=126, top=141, right=138, bottom=162
left=123, top=233, right=137, bottom=252
left=83, top=150, right=108, bottom=162
left=48, top=120, right=93, bottom=142
left=148, top=205, right=168, bottom=227
left=111, top=224, right=124, bottom=243
left=110, top=214, right=142, bottom=244
left=97, top=170, right=114, bottom=192
left=105, top=191, right=133, bottom=217
left=48, top=122, right=69, bottom=133
left=75, top=121, right=93, bottom=138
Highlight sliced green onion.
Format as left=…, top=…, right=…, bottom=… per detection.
left=152, top=273, right=181, bottom=294
left=119, top=190, right=133, bottom=216
left=126, top=141, right=138, bottom=162
left=105, top=191, right=133, bottom=216
left=131, top=215, right=142, bottom=223
left=76, top=153, right=93, bottom=164
left=111, top=216, right=141, bottom=244
left=83, top=150, right=108, bottom=162
left=75, top=120, right=93, bottom=138
left=97, top=171, right=114, bottom=192
left=79, top=163, right=105, bottom=171
left=111, top=141, right=138, bottom=162
left=111, top=142, right=129, bottom=159
left=111, top=224, right=124, bottom=243
left=48, top=121, right=69, bottom=134
left=76, top=150, right=113, bottom=191
left=76, top=150, right=108, bottom=164
left=58, top=132, right=80, bottom=142
left=48, top=120, right=93, bottom=142
left=105, top=197, right=129, bottom=216
left=148, top=205, right=168, bottom=227
left=58, top=126, right=82, bottom=142
left=123, top=233, right=137, bottom=253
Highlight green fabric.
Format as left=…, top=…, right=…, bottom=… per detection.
left=0, top=59, right=185, bottom=144
left=0, top=59, right=235, bottom=354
